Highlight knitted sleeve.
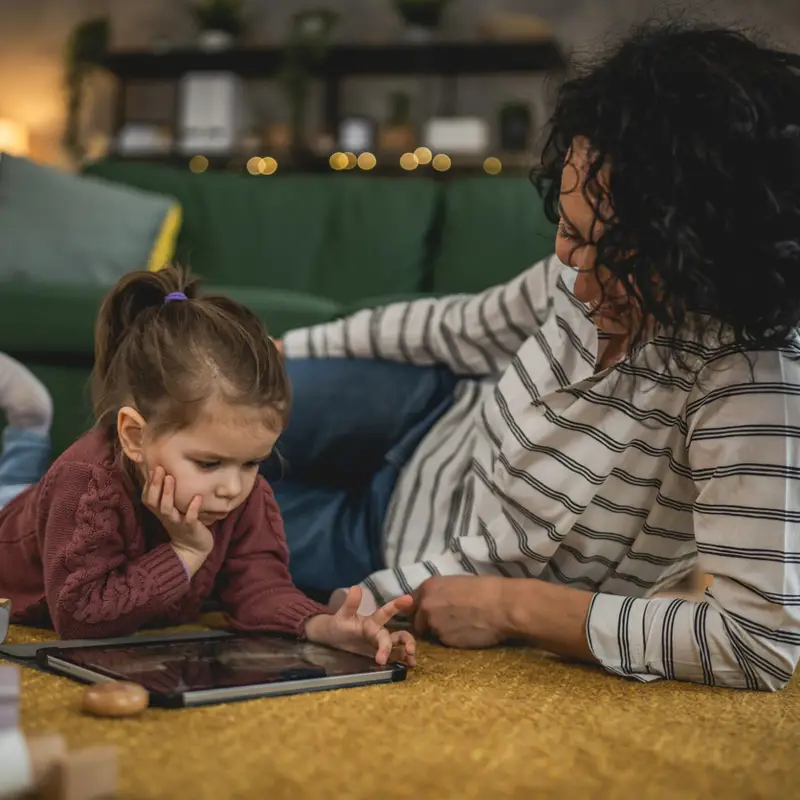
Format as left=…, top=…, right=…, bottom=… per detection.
left=38, top=462, right=190, bottom=638
left=216, top=477, right=325, bottom=637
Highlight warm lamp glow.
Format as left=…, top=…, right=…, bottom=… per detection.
left=357, top=152, right=376, bottom=170
left=0, top=119, right=29, bottom=157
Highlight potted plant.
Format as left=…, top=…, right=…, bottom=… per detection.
left=394, top=0, right=451, bottom=37
left=63, top=16, right=109, bottom=163
left=189, top=0, right=246, bottom=51
left=279, top=9, right=339, bottom=161
left=379, top=91, right=414, bottom=152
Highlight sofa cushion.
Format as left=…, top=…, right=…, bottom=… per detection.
left=207, top=286, right=342, bottom=337
left=317, top=177, right=438, bottom=303
left=432, top=177, right=557, bottom=294
left=83, top=163, right=438, bottom=303
left=0, top=155, right=179, bottom=285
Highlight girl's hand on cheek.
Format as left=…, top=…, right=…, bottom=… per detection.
left=143, top=466, right=214, bottom=565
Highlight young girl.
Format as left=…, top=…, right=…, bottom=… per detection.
left=0, top=266, right=416, bottom=666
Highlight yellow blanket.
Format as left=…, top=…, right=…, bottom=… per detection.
left=6, top=625, right=797, bottom=799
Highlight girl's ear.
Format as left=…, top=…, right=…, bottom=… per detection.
left=117, top=406, right=148, bottom=464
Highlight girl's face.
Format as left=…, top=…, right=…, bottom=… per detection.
left=123, top=399, right=280, bottom=525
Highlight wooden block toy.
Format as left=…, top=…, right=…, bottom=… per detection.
left=39, top=747, right=117, bottom=800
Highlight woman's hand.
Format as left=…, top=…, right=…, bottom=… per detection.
left=142, top=466, right=213, bottom=575
left=305, top=586, right=417, bottom=667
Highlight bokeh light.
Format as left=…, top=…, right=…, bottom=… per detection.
left=483, top=156, right=502, bottom=175
left=432, top=153, right=452, bottom=172
left=400, top=152, right=419, bottom=171
left=414, top=146, right=433, bottom=165
left=329, top=152, right=348, bottom=170
left=262, top=156, right=278, bottom=175
left=357, top=152, right=377, bottom=170
left=344, top=152, right=358, bottom=170
left=247, top=157, right=264, bottom=175
left=189, top=155, right=208, bottom=174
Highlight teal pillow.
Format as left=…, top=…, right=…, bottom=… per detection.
left=0, top=154, right=175, bottom=285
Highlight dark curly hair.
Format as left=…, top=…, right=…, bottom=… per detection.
left=535, top=20, right=800, bottom=366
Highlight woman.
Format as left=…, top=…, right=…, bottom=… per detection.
left=268, top=21, right=800, bottom=690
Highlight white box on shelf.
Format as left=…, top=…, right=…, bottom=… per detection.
left=423, top=117, right=490, bottom=155
left=177, top=72, right=250, bottom=156
left=116, top=124, right=172, bottom=156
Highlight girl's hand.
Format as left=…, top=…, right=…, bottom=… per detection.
left=143, top=466, right=214, bottom=572
left=305, top=586, right=417, bottom=667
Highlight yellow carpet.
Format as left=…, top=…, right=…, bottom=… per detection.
left=5, top=624, right=798, bottom=799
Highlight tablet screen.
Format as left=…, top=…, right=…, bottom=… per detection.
left=51, top=635, right=393, bottom=695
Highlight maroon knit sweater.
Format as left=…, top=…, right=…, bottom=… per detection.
left=0, top=428, right=325, bottom=639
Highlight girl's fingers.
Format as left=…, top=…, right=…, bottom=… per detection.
left=364, top=621, right=393, bottom=666
left=336, top=586, right=362, bottom=618
left=185, top=495, right=203, bottom=525
left=390, top=630, right=417, bottom=667
left=144, top=467, right=162, bottom=510
left=160, top=474, right=176, bottom=517
left=370, top=594, right=413, bottom=627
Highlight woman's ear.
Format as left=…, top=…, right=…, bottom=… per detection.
left=117, top=406, right=148, bottom=464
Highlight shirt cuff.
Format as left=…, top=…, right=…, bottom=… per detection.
left=586, top=593, right=661, bottom=683
left=282, top=328, right=312, bottom=359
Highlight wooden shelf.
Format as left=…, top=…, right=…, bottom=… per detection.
left=103, top=40, right=565, bottom=81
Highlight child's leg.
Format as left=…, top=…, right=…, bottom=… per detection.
left=0, top=354, right=52, bottom=507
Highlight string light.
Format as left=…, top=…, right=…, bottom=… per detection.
left=357, top=152, right=377, bottom=170
left=432, top=153, right=452, bottom=172
left=189, top=155, right=208, bottom=174
left=247, top=157, right=264, bottom=175
left=344, top=152, right=358, bottom=170
left=329, top=152, right=348, bottom=170
left=483, top=157, right=502, bottom=175
left=400, top=152, right=419, bottom=171
left=262, top=156, right=278, bottom=175
left=414, top=146, right=433, bottom=165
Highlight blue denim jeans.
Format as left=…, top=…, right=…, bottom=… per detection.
left=0, top=427, right=50, bottom=508
left=262, top=358, right=458, bottom=595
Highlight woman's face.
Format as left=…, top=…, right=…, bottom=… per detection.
left=556, top=137, right=638, bottom=337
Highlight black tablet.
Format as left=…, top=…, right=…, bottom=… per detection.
left=36, top=634, right=406, bottom=708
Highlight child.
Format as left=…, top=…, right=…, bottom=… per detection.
left=0, top=267, right=416, bottom=667
left=0, top=353, right=52, bottom=509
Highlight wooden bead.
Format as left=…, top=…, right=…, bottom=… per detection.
left=81, top=682, right=149, bottom=718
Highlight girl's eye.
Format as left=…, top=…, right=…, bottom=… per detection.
left=194, top=460, right=220, bottom=471
left=558, top=221, right=581, bottom=242
left=245, top=460, right=264, bottom=470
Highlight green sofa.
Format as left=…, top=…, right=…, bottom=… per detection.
left=0, top=161, right=556, bottom=457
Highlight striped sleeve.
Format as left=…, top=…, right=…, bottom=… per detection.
left=282, top=256, right=560, bottom=377
left=359, top=552, right=474, bottom=608
left=587, top=353, right=800, bottom=690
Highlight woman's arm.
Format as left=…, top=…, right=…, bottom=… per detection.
left=532, top=355, right=800, bottom=690
left=282, top=256, right=561, bottom=378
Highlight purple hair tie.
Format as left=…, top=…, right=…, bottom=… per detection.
left=164, top=291, right=188, bottom=304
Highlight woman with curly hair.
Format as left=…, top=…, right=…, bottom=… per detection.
left=267, top=20, right=800, bottom=690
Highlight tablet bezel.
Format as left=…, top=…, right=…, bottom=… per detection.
left=35, top=634, right=406, bottom=708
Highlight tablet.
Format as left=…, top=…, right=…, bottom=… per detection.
left=36, top=634, right=406, bottom=708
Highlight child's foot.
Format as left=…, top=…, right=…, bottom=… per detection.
left=0, top=354, right=52, bottom=435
